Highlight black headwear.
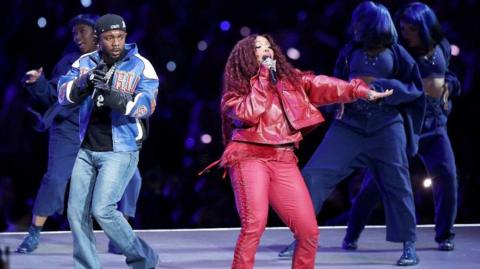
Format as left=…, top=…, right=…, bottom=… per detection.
left=94, top=14, right=127, bottom=35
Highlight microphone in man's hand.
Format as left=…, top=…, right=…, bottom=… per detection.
left=262, top=56, right=277, bottom=85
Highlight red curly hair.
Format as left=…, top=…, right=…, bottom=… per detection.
left=221, top=34, right=302, bottom=145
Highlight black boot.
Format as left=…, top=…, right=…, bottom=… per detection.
left=397, top=241, right=419, bottom=266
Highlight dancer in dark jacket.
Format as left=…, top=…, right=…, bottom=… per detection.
left=342, top=1, right=460, bottom=253
left=278, top=2, right=425, bottom=266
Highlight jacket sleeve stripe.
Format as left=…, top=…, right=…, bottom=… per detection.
left=124, top=92, right=143, bottom=115
left=65, top=80, right=75, bottom=103
left=135, top=119, right=143, bottom=141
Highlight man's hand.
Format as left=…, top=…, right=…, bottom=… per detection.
left=96, top=89, right=132, bottom=114
left=74, top=64, right=107, bottom=93
left=86, top=68, right=107, bottom=88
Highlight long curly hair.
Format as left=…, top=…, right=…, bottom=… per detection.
left=221, top=34, right=301, bottom=145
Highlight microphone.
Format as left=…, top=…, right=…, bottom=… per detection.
left=262, top=56, right=277, bottom=85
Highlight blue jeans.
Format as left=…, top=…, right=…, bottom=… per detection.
left=67, top=148, right=157, bottom=269
left=33, top=123, right=142, bottom=218
left=118, top=168, right=142, bottom=218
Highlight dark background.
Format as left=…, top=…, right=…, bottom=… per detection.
left=1, top=0, right=479, bottom=232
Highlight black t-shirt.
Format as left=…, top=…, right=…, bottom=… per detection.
left=81, top=100, right=113, bottom=152
left=82, top=61, right=114, bottom=152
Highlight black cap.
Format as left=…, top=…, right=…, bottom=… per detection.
left=94, top=14, right=126, bottom=35
left=69, top=14, right=98, bottom=29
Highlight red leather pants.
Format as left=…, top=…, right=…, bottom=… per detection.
left=227, top=144, right=318, bottom=269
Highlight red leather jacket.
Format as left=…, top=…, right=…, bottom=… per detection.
left=221, top=65, right=371, bottom=145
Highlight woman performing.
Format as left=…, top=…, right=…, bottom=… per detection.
left=219, top=33, right=391, bottom=269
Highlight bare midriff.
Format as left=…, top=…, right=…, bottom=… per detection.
left=423, top=77, right=445, bottom=98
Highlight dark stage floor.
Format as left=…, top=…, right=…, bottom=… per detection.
left=1, top=224, right=479, bottom=268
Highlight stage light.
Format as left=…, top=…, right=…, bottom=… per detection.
left=220, top=20, right=231, bottom=31
left=240, top=26, right=251, bottom=37
left=166, top=61, right=176, bottom=72
left=37, top=17, right=47, bottom=28
left=423, top=178, right=432, bottom=188
left=450, top=44, right=460, bottom=56
left=197, top=40, right=208, bottom=51
left=200, top=134, right=212, bottom=144
left=287, top=48, right=301, bottom=60
left=80, top=0, right=92, bottom=7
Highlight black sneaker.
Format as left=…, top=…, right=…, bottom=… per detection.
left=438, top=239, right=454, bottom=251
left=16, top=226, right=41, bottom=254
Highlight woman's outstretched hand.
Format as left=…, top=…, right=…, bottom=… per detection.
left=366, top=89, right=393, bottom=101
left=24, top=67, right=43, bottom=84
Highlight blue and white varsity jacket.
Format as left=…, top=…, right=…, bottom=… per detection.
left=58, top=43, right=158, bottom=152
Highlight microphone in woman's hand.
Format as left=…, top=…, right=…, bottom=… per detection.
left=262, top=56, right=277, bottom=85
